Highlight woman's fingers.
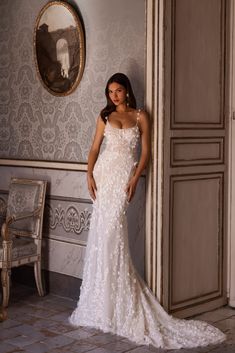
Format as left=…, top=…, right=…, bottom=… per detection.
left=88, top=178, right=97, bottom=200
left=92, top=180, right=97, bottom=199
left=125, top=181, right=135, bottom=202
left=128, top=185, right=133, bottom=202
left=92, top=178, right=97, bottom=191
left=125, top=182, right=130, bottom=193
left=90, top=187, right=96, bottom=200
left=126, top=176, right=138, bottom=202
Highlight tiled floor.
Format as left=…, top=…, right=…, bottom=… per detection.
left=1, top=284, right=235, bottom=353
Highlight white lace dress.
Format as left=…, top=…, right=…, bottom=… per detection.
left=69, top=113, right=226, bottom=349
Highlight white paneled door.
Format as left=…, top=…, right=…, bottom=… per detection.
left=162, top=0, right=229, bottom=318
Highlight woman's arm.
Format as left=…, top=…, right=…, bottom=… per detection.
left=126, top=110, right=151, bottom=202
left=87, top=116, right=105, bottom=200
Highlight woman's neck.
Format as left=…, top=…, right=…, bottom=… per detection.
left=116, top=103, right=128, bottom=113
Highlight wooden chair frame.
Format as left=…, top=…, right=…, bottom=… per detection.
left=0, top=178, right=47, bottom=321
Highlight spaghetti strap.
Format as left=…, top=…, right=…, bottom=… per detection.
left=136, top=109, right=141, bottom=125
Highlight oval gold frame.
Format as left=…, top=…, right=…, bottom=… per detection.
left=34, top=1, right=85, bottom=96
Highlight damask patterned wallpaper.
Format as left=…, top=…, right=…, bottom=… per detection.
left=0, top=0, right=145, bottom=163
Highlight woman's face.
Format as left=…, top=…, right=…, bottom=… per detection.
left=108, top=82, right=127, bottom=106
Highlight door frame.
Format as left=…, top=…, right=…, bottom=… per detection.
left=145, top=0, right=164, bottom=301
left=227, top=0, right=235, bottom=308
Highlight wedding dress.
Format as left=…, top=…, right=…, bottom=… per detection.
left=69, top=110, right=226, bottom=349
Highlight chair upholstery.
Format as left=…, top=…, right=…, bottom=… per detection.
left=0, top=178, right=47, bottom=321
left=0, top=237, right=37, bottom=261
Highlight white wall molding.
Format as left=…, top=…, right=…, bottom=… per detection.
left=0, top=159, right=87, bottom=171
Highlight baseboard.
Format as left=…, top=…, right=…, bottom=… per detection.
left=12, top=266, right=82, bottom=300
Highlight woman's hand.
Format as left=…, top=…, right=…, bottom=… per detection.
left=87, top=174, right=97, bottom=200
left=125, top=176, right=138, bottom=202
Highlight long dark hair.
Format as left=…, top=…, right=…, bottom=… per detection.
left=100, top=73, right=136, bottom=123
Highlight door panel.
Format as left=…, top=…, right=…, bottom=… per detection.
left=170, top=174, right=223, bottom=308
left=171, top=137, right=224, bottom=166
left=163, top=0, right=228, bottom=317
left=173, top=0, right=224, bottom=127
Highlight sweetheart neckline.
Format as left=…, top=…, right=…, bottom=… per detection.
left=107, top=120, right=138, bottom=131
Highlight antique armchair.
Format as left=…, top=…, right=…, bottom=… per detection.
left=0, top=178, right=47, bottom=320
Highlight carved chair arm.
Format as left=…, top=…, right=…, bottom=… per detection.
left=1, top=207, right=41, bottom=241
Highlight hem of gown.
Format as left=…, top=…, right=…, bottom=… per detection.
left=68, top=315, right=226, bottom=350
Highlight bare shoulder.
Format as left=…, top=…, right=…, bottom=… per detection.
left=96, top=115, right=106, bottom=127
left=97, top=115, right=106, bottom=123
left=94, top=115, right=106, bottom=134
left=137, top=109, right=150, bottom=127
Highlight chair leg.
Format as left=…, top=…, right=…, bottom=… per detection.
left=0, top=266, right=9, bottom=321
left=34, top=261, right=44, bottom=296
left=0, top=306, right=7, bottom=322
left=1, top=267, right=10, bottom=308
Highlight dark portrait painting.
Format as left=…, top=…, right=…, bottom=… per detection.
left=34, top=1, right=85, bottom=96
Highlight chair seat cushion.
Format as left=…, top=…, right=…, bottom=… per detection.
left=0, top=237, right=37, bottom=261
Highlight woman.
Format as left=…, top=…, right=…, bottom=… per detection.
left=69, top=73, right=226, bottom=349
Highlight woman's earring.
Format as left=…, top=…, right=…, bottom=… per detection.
left=126, top=93, right=129, bottom=107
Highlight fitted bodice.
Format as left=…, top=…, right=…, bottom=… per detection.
left=92, top=116, right=141, bottom=210
left=103, top=120, right=140, bottom=160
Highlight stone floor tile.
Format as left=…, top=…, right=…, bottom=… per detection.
left=0, top=318, right=21, bottom=329
left=19, top=295, right=48, bottom=305
left=213, top=317, right=235, bottom=331
left=166, top=345, right=218, bottom=353
left=4, top=334, right=42, bottom=348
left=194, top=307, right=235, bottom=324
left=39, top=294, right=76, bottom=309
left=7, top=305, right=31, bottom=317
left=8, top=305, right=57, bottom=320
left=27, top=306, right=59, bottom=319
left=86, top=347, right=118, bottom=353
left=23, top=342, right=49, bottom=353
left=84, top=332, right=123, bottom=346
left=64, top=327, right=98, bottom=340
left=13, top=323, right=45, bottom=338
left=212, top=319, right=235, bottom=345
left=53, top=341, right=98, bottom=353
left=0, top=342, right=20, bottom=353
left=31, top=318, right=60, bottom=329
left=224, top=332, right=235, bottom=345
left=37, top=328, right=58, bottom=339
left=147, top=344, right=169, bottom=353
left=45, top=321, right=77, bottom=334
left=0, top=327, right=21, bottom=340
left=12, top=313, right=41, bottom=325
left=27, top=299, right=71, bottom=312
left=192, top=345, right=219, bottom=353
left=82, top=327, right=101, bottom=335
left=120, top=338, right=142, bottom=350
left=47, top=311, right=71, bottom=322
left=209, top=343, right=235, bottom=352
left=42, top=334, right=75, bottom=349
left=124, top=346, right=153, bottom=353
left=49, top=295, right=77, bottom=308
left=102, top=339, right=140, bottom=352
left=171, top=350, right=196, bottom=353
left=212, top=307, right=235, bottom=318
